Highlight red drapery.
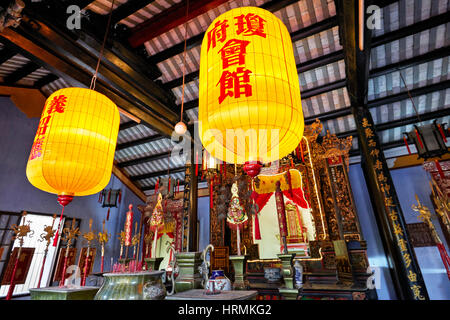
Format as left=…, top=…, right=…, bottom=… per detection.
left=250, top=187, right=309, bottom=240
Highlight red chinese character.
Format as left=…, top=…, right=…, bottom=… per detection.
left=217, top=67, right=252, bottom=104
left=207, top=19, right=229, bottom=51
left=235, top=13, right=266, bottom=38
left=218, top=39, right=250, bottom=69
left=36, top=115, right=52, bottom=136
left=29, top=137, right=44, bottom=160
left=47, top=95, right=67, bottom=114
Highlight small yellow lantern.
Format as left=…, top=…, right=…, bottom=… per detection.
left=199, top=6, right=304, bottom=165
left=26, top=88, right=120, bottom=244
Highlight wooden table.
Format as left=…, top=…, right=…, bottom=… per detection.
left=29, top=286, right=100, bottom=300
left=166, top=289, right=258, bottom=300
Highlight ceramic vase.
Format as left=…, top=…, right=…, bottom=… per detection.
left=205, top=270, right=231, bottom=294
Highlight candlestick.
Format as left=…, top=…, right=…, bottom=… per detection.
left=59, top=218, right=80, bottom=287
left=37, top=214, right=57, bottom=288
left=81, top=218, right=96, bottom=286
left=236, top=225, right=241, bottom=256
left=152, top=230, right=157, bottom=258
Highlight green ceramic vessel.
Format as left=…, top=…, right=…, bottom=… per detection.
left=94, top=271, right=166, bottom=300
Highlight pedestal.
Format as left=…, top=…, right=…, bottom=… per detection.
left=174, top=252, right=202, bottom=293
left=278, top=288, right=299, bottom=300
left=277, top=253, right=297, bottom=300
left=29, top=286, right=99, bottom=300
left=229, top=255, right=248, bottom=290
left=144, top=257, right=164, bottom=271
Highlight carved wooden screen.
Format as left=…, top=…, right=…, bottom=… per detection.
left=211, top=246, right=229, bottom=273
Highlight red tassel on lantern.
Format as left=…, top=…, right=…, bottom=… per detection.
left=118, top=190, right=122, bottom=204
left=210, top=179, right=214, bottom=209
left=106, top=208, right=110, bottom=221
left=168, top=178, right=171, bottom=193
left=404, top=136, right=412, bottom=155
left=437, top=124, right=447, bottom=143
left=195, top=150, right=199, bottom=176
left=415, top=129, right=424, bottom=149
left=176, top=180, right=180, bottom=195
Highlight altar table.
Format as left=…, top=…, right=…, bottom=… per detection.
left=165, top=289, right=258, bottom=300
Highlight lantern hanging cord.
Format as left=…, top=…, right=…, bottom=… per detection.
left=179, top=0, right=190, bottom=123
left=398, top=69, right=422, bottom=123
left=90, top=0, right=116, bottom=90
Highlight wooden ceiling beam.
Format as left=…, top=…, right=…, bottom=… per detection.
left=117, top=150, right=173, bottom=168
left=130, top=167, right=186, bottom=181
left=128, top=0, right=230, bottom=48
left=115, top=134, right=166, bottom=151
left=0, top=15, right=178, bottom=137
left=33, top=73, right=58, bottom=88
left=3, top=61, right=39, bottom=84
left=0, top=47, right=16, bottom=65
left=112, top=164, right=147, bottom=202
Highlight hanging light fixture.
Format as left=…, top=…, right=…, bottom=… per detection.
left=26, top=0, right=120, bottom=246
left=174, top=0, right=190, bottom=135
left=400, top=71, right=448, bottom=160
left=198, top=6, right=304, bottom=178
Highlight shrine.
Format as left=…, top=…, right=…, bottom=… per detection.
left=0, top=0, right=448, bottom=305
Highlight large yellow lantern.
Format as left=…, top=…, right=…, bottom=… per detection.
left=26, top=88, right=120, bottom=244
left=199, top=6, right=304, bottom=166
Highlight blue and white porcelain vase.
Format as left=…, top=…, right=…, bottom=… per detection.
left=205, top=270, right=231, bottom=294
left=294, top=261, right=303, bottom=289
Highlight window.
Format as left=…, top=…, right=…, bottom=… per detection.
left=0, top=212, right=62, bottom=297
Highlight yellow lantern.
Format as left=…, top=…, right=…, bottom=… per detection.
left=26, top=88, right=120, bottom=244
left=199, top=6, right=304, bottom=166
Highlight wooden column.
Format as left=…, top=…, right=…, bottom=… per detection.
left=354, top=107, right=429, bottom=300
left=182, top=147, right=198, bottom=252
left=336, top=0, right=429, bottom=299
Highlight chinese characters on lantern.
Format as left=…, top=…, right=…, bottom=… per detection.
left=29, top=95, right=67, bottom=160
left=207, top=13, right=266, bottom=104
left=362, top=117, right=425, bottom=300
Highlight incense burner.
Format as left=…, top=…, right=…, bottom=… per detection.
left=94, top=271, right=166, bottom=300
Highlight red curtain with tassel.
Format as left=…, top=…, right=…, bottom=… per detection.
left=250, top=186, right=310, bottom=240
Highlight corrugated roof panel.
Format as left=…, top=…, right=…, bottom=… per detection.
left=144, top=0, right=269, bottom=56
left=368, top=58, right=450, bottom=100
left=293, top=26, right=342, bottom=65
left=299, top=59, right=345, bottom=91
left=171, top=78, right=200, bottom=105
left=302, top=86, right=350, bottom=118
left=117, top=124, right=158, bottom=144
left=86, top=0, right=128, bottom=14
left=120, top=0, right=184, bottom=28
left=115, top=137, right=173, bottom=162
left=41, top=78, right=71, bottom=96
left=21, top=67, right=51, bottom=82
left=0, top=54, right=30, bottom=78
left=370, top=88, right=450, bottom=125
left=157, top=45, right=201, bottom=83
left=373, top=0, right=449, bottom=38
left=377, top=115, right=450, bottom=145
left=370, top=23, right=450, bottom=70
left=321, top=114, right=356, bottom=135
